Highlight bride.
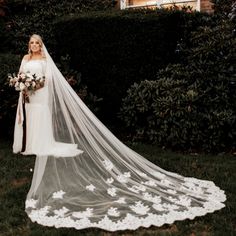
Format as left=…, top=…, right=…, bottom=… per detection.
left=13, top=34, right=226, bottom=231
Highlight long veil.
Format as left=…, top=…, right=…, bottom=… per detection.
left=25, top=44, right=226, bottom=231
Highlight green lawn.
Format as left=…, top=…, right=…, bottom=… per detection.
left=0, top=140, right=235, bottom=236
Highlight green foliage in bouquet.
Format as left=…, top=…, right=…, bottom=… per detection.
left=119, top=16, right=236, bottom=153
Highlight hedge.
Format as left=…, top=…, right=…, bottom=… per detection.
left=53, top=9, right=212, bottom=121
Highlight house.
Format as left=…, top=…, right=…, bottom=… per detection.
left=119, top=0, right=213, bottom=13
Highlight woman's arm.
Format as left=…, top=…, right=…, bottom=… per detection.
left=19, top=54, right=30, bottom=73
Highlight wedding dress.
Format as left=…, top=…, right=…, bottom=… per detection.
left=13, top=44, right=226, bottom=231
left=13, top=59, right=83, bottom=157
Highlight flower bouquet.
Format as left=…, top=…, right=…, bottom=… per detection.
left=8, top=72, right=45, bottom=103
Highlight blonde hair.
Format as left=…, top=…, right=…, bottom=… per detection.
left=28, top=34, right=45, bottom=58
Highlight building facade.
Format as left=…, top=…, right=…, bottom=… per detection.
left=119, top=0, right=213, bottom=13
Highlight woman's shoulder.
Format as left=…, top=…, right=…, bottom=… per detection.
left=23, top=54, right=30, bottom=61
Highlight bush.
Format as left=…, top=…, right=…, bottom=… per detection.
left=119, top=19, right=236, bottom=153
left=4, top=0, right=116, bottom=55
left=54, top=9, right=212, bottom=121
left=0, top=53, right=22, bottom=138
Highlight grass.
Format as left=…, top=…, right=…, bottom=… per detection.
left=0, top=139, right=235, bottom=236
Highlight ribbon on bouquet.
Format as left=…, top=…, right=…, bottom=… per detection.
left=16, top=92, right=27, bottom=152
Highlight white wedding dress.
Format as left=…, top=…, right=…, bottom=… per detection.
left=13, top=59, right=83, bottom=157
left=13, top=45, right=226, bottom=232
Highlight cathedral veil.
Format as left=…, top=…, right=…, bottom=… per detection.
left=25, top=44, right=226, bottom=231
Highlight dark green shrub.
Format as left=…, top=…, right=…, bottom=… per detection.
left=54, top=9, right=212, bottom=121
left=0, top=53, right=22, bottom=138
left=119, top=19, right=236, bottom=153
left=211, top=0, right=235, bottom=17
left=4, top=0, right=115, bottom=55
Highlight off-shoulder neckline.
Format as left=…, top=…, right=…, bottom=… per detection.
left=23, top=58, right=46, bottom=62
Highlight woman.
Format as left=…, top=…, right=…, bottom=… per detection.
left=13, top=34, right=226, bottom=231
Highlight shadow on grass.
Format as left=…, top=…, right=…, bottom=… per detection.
left=0, top=140, right=235, bottom=236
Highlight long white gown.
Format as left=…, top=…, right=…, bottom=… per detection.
left=13, top=48, right=226, bottom=232
left=13, top=59, right=83, bottom=157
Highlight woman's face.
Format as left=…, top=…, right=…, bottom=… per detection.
left=29, top=37, right=41, bottom=53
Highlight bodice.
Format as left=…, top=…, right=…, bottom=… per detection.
left=22, top=59, right=46, bottom=78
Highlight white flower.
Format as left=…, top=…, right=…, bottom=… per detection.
left=52, top=190, right=66, bottom=199
left=54, top=207, right=69, bottom=218
left=106, top=177, right=114, bottom=184
left=102, top=160, right=114, bottom=171
left=114, top=197, right=126, bottom=204
left=72, top=208, right=93, bottom=218
left=107, top=207, right=120, bottom=217
left=32, top=81, right=36, bottom=87
left=21, top=73, right=26, bottom=79
left=15, top=81, right=19, bottom=88
left=25, top=199, right=38, bottom=208
left=86, top=184, right=96, bottom=192
left=107, top=187, right=117, bottom=197
left=130, top=201, right=150, bottom=215
left=25, top=82, right=30, bottom=87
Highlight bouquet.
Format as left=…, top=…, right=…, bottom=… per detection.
left=8, top=72, right=45, bottom=103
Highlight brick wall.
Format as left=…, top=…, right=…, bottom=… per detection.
left=200, top=0, right=214, bottom=13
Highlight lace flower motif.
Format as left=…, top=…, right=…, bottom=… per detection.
left=130, top=201, right=150, bottom=215
left=178, top=195, right=192, bottom=207
left=142, top=180, right=157, bottom=187
left=114, top=197, right=126, bottom=204
left=26, top=199, right=38, bottom=209
left=106, top=177, right=114, bottom=184
left=160, top=179, right=173, bottom=186
left=107, top=187, right=117, bottom=197
left=152, top=203, right=166, bottom=211
left=102, top=160, right=114, bottom=171
left=86, top=184, right=96, bottom=192
left=107, top=207, right=120, bottom=217
left=166, top=189, right=177, bottom=194
left=127, top=186, right=140, bottom=193
left=72, top=208, right=93, bottom=218
left=117, top=172, right=131, bottom=183
left=54, top=207, right=69, bottom=218
left=29, top=206, right=51, bottom=219
left=52, top=190, right=66, bottom=199
left=142, top=192, right=162, bottom=204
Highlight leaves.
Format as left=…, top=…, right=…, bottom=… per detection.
left=119, top=18, right=236, bottom=153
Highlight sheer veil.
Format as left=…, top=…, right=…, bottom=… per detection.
left=25, top=44, right=226, bottom=231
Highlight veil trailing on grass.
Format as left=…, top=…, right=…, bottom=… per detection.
left=25, top=44, right=226, bottom=231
